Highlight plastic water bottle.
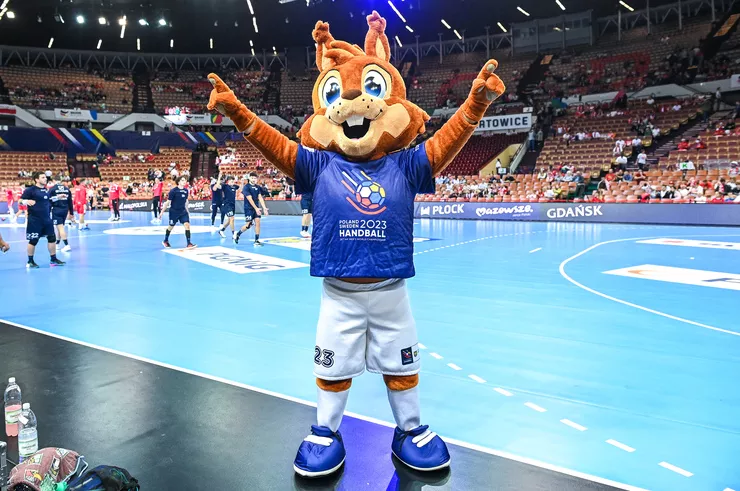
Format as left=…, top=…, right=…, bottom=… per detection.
left=0, top=440, right=7, bottom=491
left=3, top=379, right=21, bottom=438
left=17, top=404, right=37, bottom=463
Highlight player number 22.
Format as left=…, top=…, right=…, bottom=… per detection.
left=314, top=346, right=335, bottom=368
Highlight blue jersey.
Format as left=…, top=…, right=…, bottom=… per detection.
left=168, top=186, right=189, bottom=215
left=21, top=185, right=52, bottom=222
left=221, top=184, right=238, bottom=207
left=294, top=143, right=434, bottom=278
left=211, top=183, right=222, bottom=204
left=242, top=183, right=262, bottom=211
left=48, top=184, right=73, bottom=214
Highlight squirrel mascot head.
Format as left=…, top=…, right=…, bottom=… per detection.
left=298, top=11, right=429, bottom=161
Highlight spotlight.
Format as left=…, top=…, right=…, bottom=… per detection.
left=137, top=38, right=141, bottom=51
left=98, top=16, right=106, bottom=25
left=118, top=16, right=126, bottom=26
left=48, top=37, right=54, bottom=48
left=170, top=39, right=174, bottom=48
left=234, top=21, right=238, bottom=27
left=138, top=18, right=148, bottom=26
left=37, top=15, right=42, bottom=23
left=76, top=15, right=85, bottom=24
left=6, top=10, right=14, bottom=19
left=210, top=38, right=213, bottom=49
left=158, top=18, right=166, bottom=26
left=54, top=13, right=64, bottom=23
left=97, top=39, right=102, bottom=49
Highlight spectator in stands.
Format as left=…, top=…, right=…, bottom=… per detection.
left=636, top=150, right=647, bottom=170
left=633, top=169, right=646, bottom=182
left=616, top=154, right=628, bottom=170
left=659, top=185, right=674, bottom=199
left=573, top=172, right=586, bottom=198
left=613, top=138, right=625, bottom=155
left=677, top=139, right=690, bottom=151
left=528, top=129, right=536, bottom=151
left=694, top=137, right=707, bottom=150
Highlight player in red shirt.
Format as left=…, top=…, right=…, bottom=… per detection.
left=107, top=180, right=127, bottom=221
left=73, top=180, right=90, bottom=230
left=151, top=177, right=164, bottom=224
left=4, top=189, right=14, bottom=223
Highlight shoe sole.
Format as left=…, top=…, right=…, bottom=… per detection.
left=391, top=451, right=451, bottom=472
left=293, top=458, right=345, bottom=478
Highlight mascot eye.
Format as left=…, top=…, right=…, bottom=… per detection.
left=363, top=71, right=387, bottom=98
left=322, top=76, right=342, bottom=106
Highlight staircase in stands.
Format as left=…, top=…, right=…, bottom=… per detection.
left=517, top=54, right=551, bottom=99
left=132, top=69, right=155, bottom=113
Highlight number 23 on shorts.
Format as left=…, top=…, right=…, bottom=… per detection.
left=314, top=346, right=335, bottom=368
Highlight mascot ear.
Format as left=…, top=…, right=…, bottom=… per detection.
left=365, top=11, right=391, bottom=62
left=313, top=20, right=336, bottom=71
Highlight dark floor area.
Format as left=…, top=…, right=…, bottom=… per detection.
left=0, top=322, right=623, bottom=490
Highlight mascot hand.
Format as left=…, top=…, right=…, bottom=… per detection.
left=463, top=60, right=506, bottom=123
left=207, top=73, right=256, bottom=133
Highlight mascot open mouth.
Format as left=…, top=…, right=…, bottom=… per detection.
left=342, top=115, right=371, bottom=140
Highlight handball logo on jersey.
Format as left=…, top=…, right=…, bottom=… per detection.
left=340, top=170, right=387, bottom=215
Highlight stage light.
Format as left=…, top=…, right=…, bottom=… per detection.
left=210, top=38, right=214, bottom=50
left=251, top=48, right=255, bottom=56
left=497, top=22, right=507, bottom=32
left=619, top=1, right=634, bottom=11
left=517, top=6, right=530, bottom=16
left=249, top=39, right=253, bottom=47
left=405, top=25, right=413, bottom=33
left=139, top=18, right=148, bottom=26
left=48, top=37, right=54, bottom=48
left=247, top=0, right=254, bottom=15
left=118, top=16, right=126, bottom=26
left=252, top=16, right=258, bottom=33
left=394, top=35, right=402, bottom=47
left=6, top=10, right=15, bottom=19
left=556, top=0, right=566, bottom=10
left=137, top=38, right=141, bottom=51
left=97, top=39, right=102, bottom=49
left=387, top=1, right=406, bottom=23
left=120, top=25, right=125, bottom=38
left=158, top=18, right=166, bottom=26
left=453, top=29, right=462, bottom=40
left=76, top=15, right=85, bottom=24
left=54, top=13, right=64, bottom=23
left=98, top=17, right=106, bottom=25
left=441, top=19, right=450, bottom=29
left=170, top=39, right=174, bottom=48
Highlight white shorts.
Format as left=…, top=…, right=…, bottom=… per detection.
left=313, top=278, right=420, bottom=380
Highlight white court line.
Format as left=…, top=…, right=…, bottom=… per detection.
left=559, top=235, right=740, bottom=337
left=524, top=402, right=547, bottom=413
left=468, top=374, right=487, bottom=384
left=494, top=388, right=513, bottom=397
left=447, top=362, right=462, bottom=370
left=658, top=462, right=693, bottom=477
left=560, top=419, right=588, bottom=431
left=0, top=317, right=647, bottom=491
left=606, top=439, right=636, bottom=453
left=429, top=352, right=443, bottom=360
left=529, top=247, right=542, bottom=253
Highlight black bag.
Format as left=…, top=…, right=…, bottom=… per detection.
left=66, top=466, right=139, bottom=491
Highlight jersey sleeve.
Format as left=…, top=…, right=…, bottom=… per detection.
left=168, top=188, right=176, bottom=201
left=397, top=143, right=435, bottom=194
left=294, top=146, right=330, bottom=194
left=20, top=187, right=34, bottom=200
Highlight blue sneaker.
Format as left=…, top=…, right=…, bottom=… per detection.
left=293, top=425, right=346, bottom=477
left=391, top=425, right=451, bottom=472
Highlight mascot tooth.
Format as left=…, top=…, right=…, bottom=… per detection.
left=207, top=10, right=505, bottom=478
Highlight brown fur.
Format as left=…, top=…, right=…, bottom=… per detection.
left=316, top=378, right=352, bottom=392
left=383, top=374, right=419, bottom=391
left=206, top=10, right=505, bottom=178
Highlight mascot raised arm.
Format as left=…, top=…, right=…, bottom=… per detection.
left=208, top=11, right=505, bottom=478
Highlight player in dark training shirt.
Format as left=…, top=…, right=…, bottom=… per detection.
left=210, top=174, right=225, bottom=227
left=161, top=176, right=196, bottom=249
left=235, top=172, right=268, bottom=246
left=48, top=175, right=74, bottom=252
left=214, top=175, right=238, bottom=239
left=20, top=172, right=65, bottom=268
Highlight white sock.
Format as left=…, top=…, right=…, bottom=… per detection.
left=387, top=386, right=421, bottom=431
left=316, top=387, right=350, bottom=433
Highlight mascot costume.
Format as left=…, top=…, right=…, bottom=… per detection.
left=207, top=11, right=505, bottom=478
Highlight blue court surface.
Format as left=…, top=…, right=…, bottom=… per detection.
left=2, top=211, right=739, bottom=491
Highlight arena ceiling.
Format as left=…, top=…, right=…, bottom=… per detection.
left=0, top=0, right=671, bottom=55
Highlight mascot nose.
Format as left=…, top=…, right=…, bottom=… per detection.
left=341, top=89, right=362, bottom=101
